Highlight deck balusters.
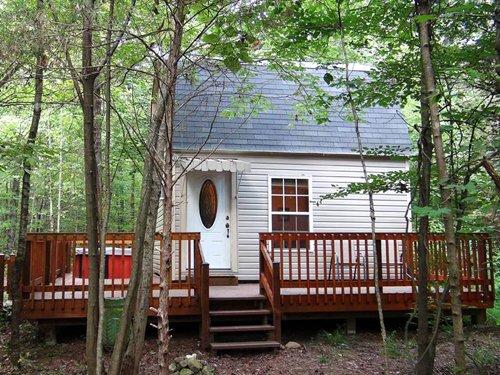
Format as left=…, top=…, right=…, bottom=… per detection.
left=15, top=232, right=494, bottom=321
left=258, top=232, right=493, bottom=314
left=19, top=232, right=205, bottom=319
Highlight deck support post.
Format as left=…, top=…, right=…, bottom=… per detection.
left=470, top=309, right=487, bottom=325
left=375, top=239, right=383, bottom=294
left=199, top=262, right=210, bottom=350
left=346, top=317, right=356, bottom=335
left=38, top=324, right=57, bottom=346
left=272, top=261, right=282, bottom=343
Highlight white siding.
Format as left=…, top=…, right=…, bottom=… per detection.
left=166, top=152, right=410, bottom=281
left=154, top=166, right=184, bottom=275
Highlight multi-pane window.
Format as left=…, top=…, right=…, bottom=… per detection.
left=271, top=178, right=310, bottom=232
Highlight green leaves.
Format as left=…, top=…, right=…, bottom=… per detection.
left=319, top=170, right=411, bottom=203
left=414, top=14, right=437, bottom=24
left=413, top=206, right=451, bottom=219
left=223, top=55, right=241, bottom=73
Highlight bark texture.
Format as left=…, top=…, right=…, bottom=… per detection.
left=81, top=1, right=101, bottom=374
left=416, top=1, right=466, bottom=373
left=96, top=2, right=115, bottom=373
left=415, top=74, right=435, bottom=375
left=158, top=2, right=186, bottom=373
left=9, top=0, right=46, bottom=367
left=495, top=0, right=500, bottom=94
left=107, top=46, right=171, bottom=375
left=121, top=61, right=166, bottom=375
left=6, top=179, right=19, bottom=254
left=335, top=0, right=388, bottom=368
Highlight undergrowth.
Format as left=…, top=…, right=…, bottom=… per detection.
left=318, top=329, right=348, bottom=348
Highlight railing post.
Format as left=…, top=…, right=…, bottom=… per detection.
left=259, top=237, right=265, bottom=296
left=200, top=261, right=210, bottom=350
left=375, top=239, right=383, bottom=293
left=0, top=254, right=5, bottom=309
left=272, top=260, right=281, bottom=343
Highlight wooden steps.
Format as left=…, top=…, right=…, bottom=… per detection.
left=210, top=295, right=266, bottom=302
left=209, top=309, right=270, bottom=317
left=207, top=294, right=280, bottom=353
left=210, top=341, right=280, bottom=351
left=210, top=324, right=275, bottom=333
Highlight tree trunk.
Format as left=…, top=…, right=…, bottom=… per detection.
left=495, top=0, right=500, bottom=94
left=0, top=61, right=21, bottom=91
left=130, top=170, right=136, bottom=226
left=81, top=1, right=101, bottom=374
left=96, top=1, right=115, bottom=373
left=107, top=50, right=170, bottom=375
left=158, top=2, right=186, bottom=373
left=416, top=1, right=466, bottom=373
left=56, top=137, right=64, bottom=232
left=9, top=0, right=45, bottom=367
left=481, top=158, right=500, bottom=192
left=334, top=0, right=388, bottom=369
left=6, top=178, right=19, bottom=254
left=415, top=73, right=435, bottom=375
left=122, top=152, right=163, bottom=375
left=121, top=60, right=166, bottom=375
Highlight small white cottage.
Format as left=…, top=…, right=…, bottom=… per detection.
left=157, top=64, right=411, bottom=282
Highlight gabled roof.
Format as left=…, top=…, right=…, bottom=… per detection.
left=173, top=64, right=411, bottom=156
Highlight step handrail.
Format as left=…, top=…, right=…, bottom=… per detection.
left=259, top=238, right=281, bottom=342
left=195, top=240, right=210, bottom=350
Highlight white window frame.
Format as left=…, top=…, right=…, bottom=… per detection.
left=267, top=175, right=313, bottom=233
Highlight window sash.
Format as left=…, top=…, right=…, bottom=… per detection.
left=270, top=177, right=312, bottom=233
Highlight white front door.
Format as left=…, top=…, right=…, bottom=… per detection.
left=186, top=171, right=231, bottom=269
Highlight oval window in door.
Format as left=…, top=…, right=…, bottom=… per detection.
left=199, top=179, right=217, bottom=228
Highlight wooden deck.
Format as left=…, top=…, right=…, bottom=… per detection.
left=0, top=231, right=494, bottom=349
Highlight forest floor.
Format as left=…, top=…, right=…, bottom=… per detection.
left=0, top=316, right=499, bottom=375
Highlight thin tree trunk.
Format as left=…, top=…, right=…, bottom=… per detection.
left=121, top=59, right=165, bottom=375
left=130, top=170, right=136, bottom=225
left=82, top=1, right=101, bottom=373
left=122, top=148, right=163, bottom=375
left=415, top=73, right=435, bottom=375
left=158, top=2, right=185, bottom=372
left=481, top=158, right=500, bottom=192
left=108, top=50, right=170, bottom=375
left=56, top=137, right=64, bottom=232
left=335, top=2, right=388, bottom=370
left=0, top=61, right=21, bottom=91
left=6, top=178, right=19, bottom=254
left=96, top=1, right=115, bottom=373
left=495, top=0, right=500, bottom=94
left=9, top=0, right=46, bottom=366
left=416, top=1, right=466, bottom=372
left=47, top=125, right=55, bottom=231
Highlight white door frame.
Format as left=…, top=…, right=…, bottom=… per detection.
left=180, top=170, right=238, bottom=274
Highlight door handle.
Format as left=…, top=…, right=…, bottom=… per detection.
left=225, top=223, right=230, bottom=238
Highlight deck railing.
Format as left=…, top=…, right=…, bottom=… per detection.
left=195, top=239, right=210, bottom=349
left=8, top=232, right=207, bottom=319
left=259, top=232, right=494, bottom=313
left=259, top=240, right=281, bottom=342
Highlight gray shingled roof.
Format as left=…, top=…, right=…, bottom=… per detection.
left=173, top=64, right=411, bottom=155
